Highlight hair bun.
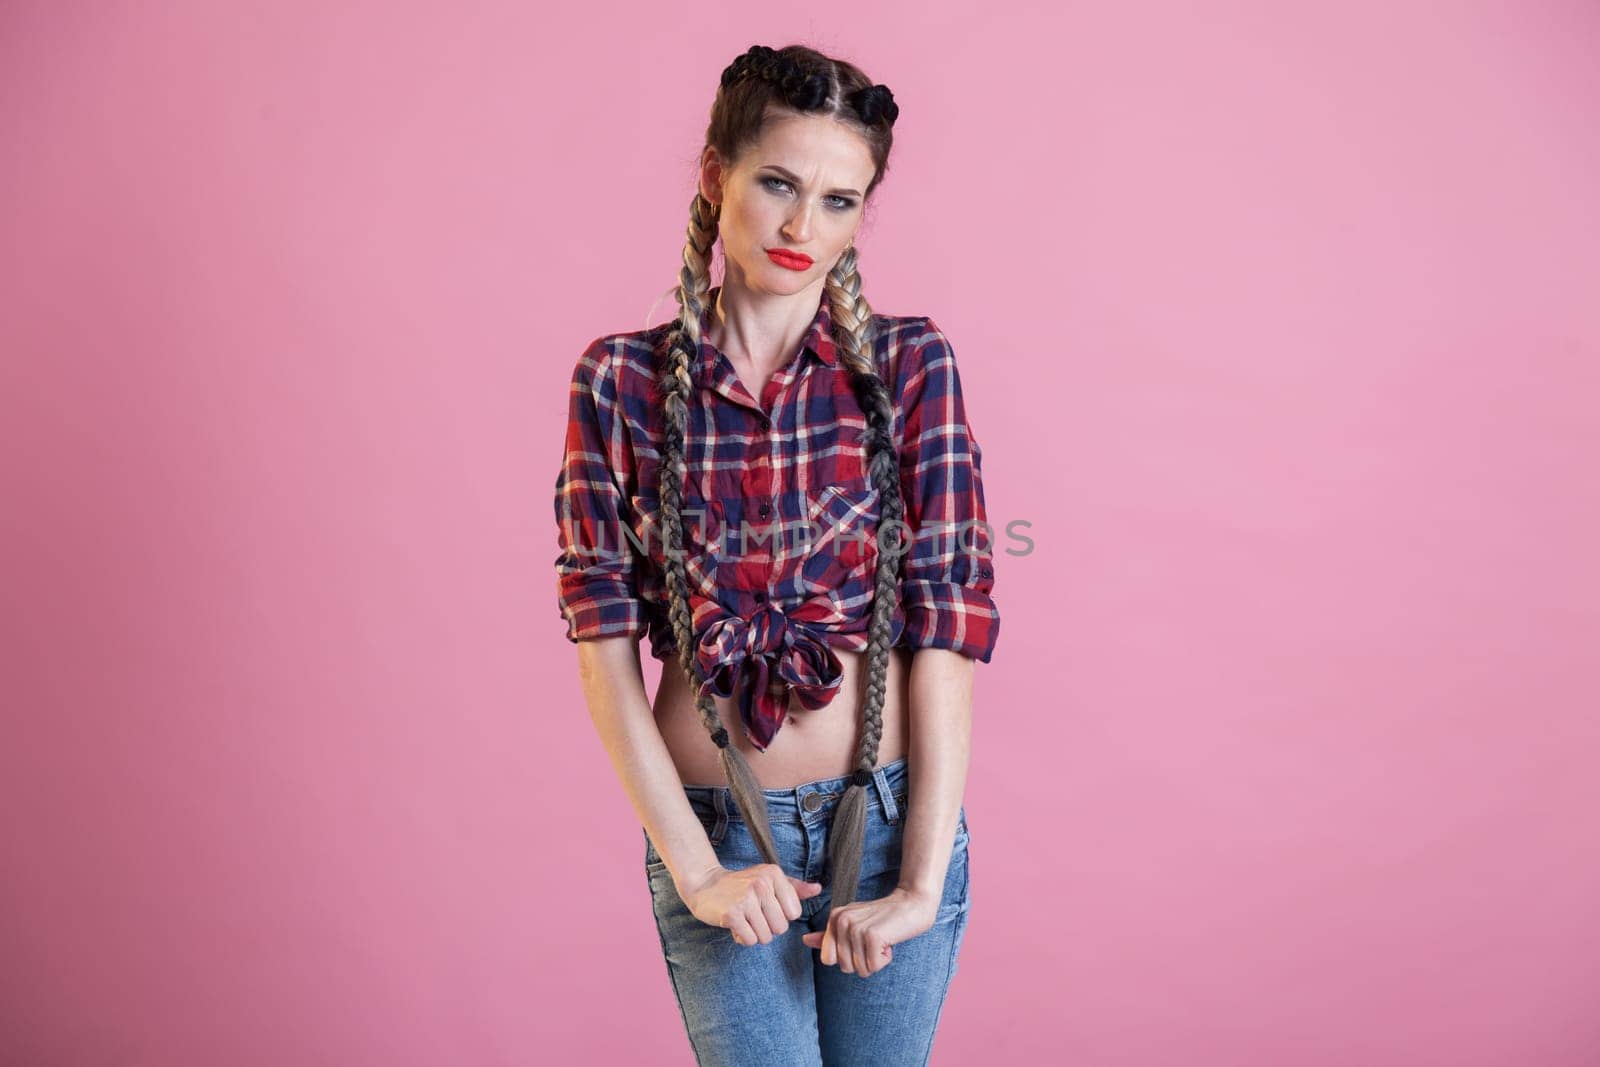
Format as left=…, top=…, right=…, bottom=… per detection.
left=849, top=83, right=899, bottom=127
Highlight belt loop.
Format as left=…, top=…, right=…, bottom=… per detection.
left=872, top=765, right=899, bottom=823
left=712, top=787, right=729, bottom=843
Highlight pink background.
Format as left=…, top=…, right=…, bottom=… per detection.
left=3, top=3, right=1597, bottom=1065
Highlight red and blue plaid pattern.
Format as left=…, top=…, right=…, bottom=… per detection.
left=554, top=286, right=1000, bottom=749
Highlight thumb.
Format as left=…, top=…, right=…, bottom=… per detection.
left=803, top=928, right=837, bottom=965
left=791, top=878, right=824, bottom=897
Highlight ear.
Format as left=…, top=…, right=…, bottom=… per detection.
left=698, top=146, right=726, bottom=208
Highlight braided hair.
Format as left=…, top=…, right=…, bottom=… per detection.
left=656, top=44, right=901, bottom=908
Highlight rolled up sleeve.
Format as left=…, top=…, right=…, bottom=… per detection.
left=554, top=339, right=647, bottom=642
left=894, top=319, right=1001, bottom=662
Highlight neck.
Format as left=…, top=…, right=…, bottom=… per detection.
left=708, top=278, right=825, bottom=374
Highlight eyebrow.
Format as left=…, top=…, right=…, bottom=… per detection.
left=760, top=165, right=861, bottom=198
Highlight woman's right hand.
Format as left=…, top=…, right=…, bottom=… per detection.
left=677, top=865, right=824, bottom=946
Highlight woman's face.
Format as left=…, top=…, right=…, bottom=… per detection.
left=701, top=113, right=877, bottom=296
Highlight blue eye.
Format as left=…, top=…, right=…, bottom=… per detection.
left=761, top=176, right=856, bottom=211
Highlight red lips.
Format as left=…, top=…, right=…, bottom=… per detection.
left=766, top=248, right=813, bottom=270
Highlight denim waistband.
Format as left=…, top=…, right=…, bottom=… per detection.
left=683, top=756, right=908, bottom=825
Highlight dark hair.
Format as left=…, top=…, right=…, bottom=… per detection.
left=655, top=43, right=902, bottom=908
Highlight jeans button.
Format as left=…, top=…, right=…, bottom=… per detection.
left=801, top=792, right=823, bottom=813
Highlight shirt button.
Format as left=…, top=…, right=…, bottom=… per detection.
left=801, top=793, right=823, bottom=813
left=758, top=416, right=771, bottom=430
left=753, top=591, right=766, bottom=603
left=980, top=567, right=993, bottom=578
left=758, top=502, right=772, bottom=517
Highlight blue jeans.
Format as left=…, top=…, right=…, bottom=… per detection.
left=643, top=756, right=972, bottom=1067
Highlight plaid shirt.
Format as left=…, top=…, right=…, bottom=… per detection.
left=554, top=285, right=1000, bottom=750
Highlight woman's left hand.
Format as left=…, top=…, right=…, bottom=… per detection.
left=801, top=886, right=938, bottom=977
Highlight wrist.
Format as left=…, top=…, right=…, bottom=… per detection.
left=893, top=881, right=942, bottom=914
left=674, top=861, right=725, bottom=899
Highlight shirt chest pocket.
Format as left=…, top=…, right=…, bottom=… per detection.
left=819, top=407, right=870, bottom=488
left=799, top=483, right=883, bottom=596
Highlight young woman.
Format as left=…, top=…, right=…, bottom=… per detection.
left=555, top=43, right=1001, bottom=1066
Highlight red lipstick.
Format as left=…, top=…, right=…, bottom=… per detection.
left=766, top=248, right=813, bottom=270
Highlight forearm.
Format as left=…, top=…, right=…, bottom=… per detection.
left=577, top=637, right=720, bottom=896
left=897, top=647, right=975, bottom=902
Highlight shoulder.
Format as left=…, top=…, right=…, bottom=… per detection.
left=871, top=311, right=940, bottom=350
left=569, top=322, right=669, bottom=398
left=868, top=312, right=959, bottom=396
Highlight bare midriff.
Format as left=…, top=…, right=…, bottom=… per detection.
left=652, top=643, right=913, bottom=790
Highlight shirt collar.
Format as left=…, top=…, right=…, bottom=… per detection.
left=692, top=285, right=838, bottom=387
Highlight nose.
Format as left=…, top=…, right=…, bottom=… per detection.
left=781, top=203, right=814, bottom=244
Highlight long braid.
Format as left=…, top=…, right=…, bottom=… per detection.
left=822, top=244, right=905, bottom=907
left=656, top=191, right=784, bottom=868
